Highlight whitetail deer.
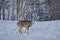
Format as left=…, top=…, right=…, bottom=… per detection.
left=17, top=20, right=35, bottom=34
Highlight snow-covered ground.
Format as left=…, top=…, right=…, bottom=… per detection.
left=0, top=20, right=60, bottom=40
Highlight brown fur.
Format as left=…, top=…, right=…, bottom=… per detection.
left=17, top=20, right=34, bottom=34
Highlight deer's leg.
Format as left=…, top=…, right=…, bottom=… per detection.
left=24, top=28, right=26, bottom=33
left=26, top=27, right=29, bottom=34
left=18, top=27, right=23, bottom=34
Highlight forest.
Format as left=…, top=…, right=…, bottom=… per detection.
left=0, top=0, right=60, bottom=21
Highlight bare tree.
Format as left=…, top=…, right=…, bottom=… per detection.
left=16, top=0, right=20, bottom=20
left=0, top=7, right=1, bottom=20
left=0, top=0, right=10, bottom=20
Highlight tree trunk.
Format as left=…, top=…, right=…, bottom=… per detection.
left=0, top=8, right=1, bottom=20
left=3, top=9, right=5, bottom=20
left=17, top=0, right=20, bottom=20
left=8, top=8, right=10, bottom=20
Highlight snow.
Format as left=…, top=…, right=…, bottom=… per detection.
left=0, top=20, right=60, bottom=40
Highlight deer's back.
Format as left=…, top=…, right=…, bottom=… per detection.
left=17, top=20, right=32, bottom=27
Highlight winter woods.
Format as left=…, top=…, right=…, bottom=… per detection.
left=0, top=0, right=60, bottom=21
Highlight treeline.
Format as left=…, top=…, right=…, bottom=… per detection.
left=0, top=0, right=59, bottom=21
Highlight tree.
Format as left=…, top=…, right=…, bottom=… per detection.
left=16, top=0, right=20, bottom=20
left=1, top=0, right=5, bottom=20
left=0, top=0, right=10, bottom=20
left=0, top=7, right=1, bottom=20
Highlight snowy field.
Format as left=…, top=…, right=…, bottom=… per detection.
left=0, top=20, right=60, bottom=40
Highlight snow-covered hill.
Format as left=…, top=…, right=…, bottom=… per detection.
left=0, top=20, right=60, bottom=40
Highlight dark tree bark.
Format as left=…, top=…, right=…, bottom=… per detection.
left=3, top=9, right=5, bottom=20
left=0, top=8, right=1, bottom=20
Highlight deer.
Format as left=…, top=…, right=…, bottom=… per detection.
left=17, top=20, right=35, bottom=34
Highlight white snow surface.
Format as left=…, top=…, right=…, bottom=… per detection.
left=0, top=20, right=60, bottom=40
